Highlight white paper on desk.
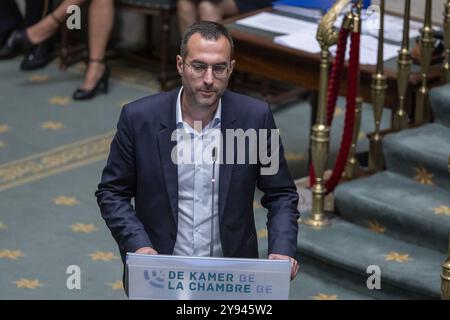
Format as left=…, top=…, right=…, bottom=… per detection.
left=330, top=34, right=400, bottom=65
left=334, top=12, right=427, bottom=43
left=273, top=32, right=399, bottom=64
left=236, top=12, right=319, bottom=35
left=364, top=14, right=422, bottom=43
left=274, top=31, right=321, bottom=53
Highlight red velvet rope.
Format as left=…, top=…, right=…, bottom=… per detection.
left=327, top=27, right=350, bottom=126
left=325, top=31, right=359, bottom=192
left=309, top=24, right=360, bottom=194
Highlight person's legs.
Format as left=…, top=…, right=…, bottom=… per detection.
left=198, top=0, right=239, bottom=22
left=26, top=0, right=86, bottom=45
left=20, top=0, right=56, bottom=70
left=25, top=0, right=52, bottom=26
left=0, top=0, right=55, bottom=60
left=0, top=0, right=23, bottom=42
left=177, top=0, right=199, bottom=34
left=80, top=0, right=114, bottom=91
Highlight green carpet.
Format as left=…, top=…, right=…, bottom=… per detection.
left=384, top=123, right=450, bottom=191
left=299, top=216, right=444, bottom=298
left=429, top=82, right=450, bottom=127
left=0, top=57, right=391, bottom=299
left=335, top=171, right=450, bottom=253
left=0, top=58, right=154, bottom=299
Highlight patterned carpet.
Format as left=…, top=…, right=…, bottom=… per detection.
left=329, top=83, right=450, bottom=299
left=0, top=57, right=391, bottom=299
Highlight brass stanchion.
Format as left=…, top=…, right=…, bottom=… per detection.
left=415, top=0, right=434, bottom=123
left=393, top=0, right=412, bottom=131
left=442, top=233, right=450, bottom=299
left=442, top=0, right=450, bottom=84
left=443, top=159, right=450, bottom=300
left=303, top=0, right=352, bottom=228
left=344, top=97, right=363, bottom=179
left=369, top=0, right=387, bottom=172
left=443, top=231, right=450, bottom=300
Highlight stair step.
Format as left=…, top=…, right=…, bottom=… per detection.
left=291, top=254, right=429, bottom=299
left=297, top=217, right=446, bottom=298
left=334, top=171, right=450, bottom=253
left=430, top=82, right=450, bottom=127
left=383, top=123, right=450, bottom=191
left=258, top=229, right=375, bottom=299
left=289, top=259, right=376, bottom=300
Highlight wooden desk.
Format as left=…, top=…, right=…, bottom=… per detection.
left=224, top=8, right=442, bottom=120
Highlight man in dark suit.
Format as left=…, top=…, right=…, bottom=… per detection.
left=96, top=21, right=300, bottom=282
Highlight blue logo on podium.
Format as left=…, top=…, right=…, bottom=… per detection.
left=144, top=270, right=165, bottom=288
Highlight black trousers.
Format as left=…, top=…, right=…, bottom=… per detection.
left=0, top=0, right=53, bottom=37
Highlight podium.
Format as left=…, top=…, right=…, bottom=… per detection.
left=126, top=253, right=291, bottom=300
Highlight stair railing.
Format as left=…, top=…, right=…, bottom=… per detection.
left=443, top=157, right=450, bottom=300
left=344, top=97, right=362, bottom=179
left=368, top=0, right=386, bottom=172
left=415, top=0, right=434, bottom=123
left=442, top=0, right=450, bottom=84
left=305, top=0, right=363, bottom=228
left=393, top=0, right=412, bottom=131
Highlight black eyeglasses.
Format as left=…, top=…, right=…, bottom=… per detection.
left=184, top=61, right=229, bottom=78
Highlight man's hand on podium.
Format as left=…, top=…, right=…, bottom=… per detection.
left=135, top=247, right=158, bottom=255
left=268, top=253, right=299, bottom=281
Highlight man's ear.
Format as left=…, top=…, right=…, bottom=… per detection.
left=229, top=59, right=236, bottom=75
left=176, top=55, right=184, bottom=76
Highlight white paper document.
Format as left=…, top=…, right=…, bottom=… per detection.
left=275, top=32, right=399, bottom=65
left=236, top=12, right=319, bottom=36
left=335, top=12, right=425, bottom=43
left=274, top=31, right=321, bottom=53
left=330, top=34, right=400, bottom=65
left=365, top=13, right=423, bottom=43
left=237, top=11, right=401, bottom=65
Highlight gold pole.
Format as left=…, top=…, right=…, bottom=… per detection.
left=415, top=0, right=434, bottom=123
left=369, top=0, right=387, bottom=172
left=344, top=2, right=363, bottom=180
left=344, top=97, right=363, bottom=179
left=303, top=0, right=352, bottom=228
left=393, top=0, right=412, bottom=130
left=444, top=160, right=450, bottom=300
left=443, top=232, right=450, bottom=299
left=442, top=0, right=450, bottom=84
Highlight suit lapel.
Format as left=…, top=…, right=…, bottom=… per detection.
left=219, top=91, right=237, bottom=222
left=157, top=90, right=179, bottom=225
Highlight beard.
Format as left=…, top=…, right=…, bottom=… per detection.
left=183, top=82, right=225, bottom=109
left=194, top=88, right=220, bottom=108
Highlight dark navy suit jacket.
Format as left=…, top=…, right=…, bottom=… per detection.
left=96, top=88, right=300, bottom=263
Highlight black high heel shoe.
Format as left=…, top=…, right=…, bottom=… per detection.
left=0, top=13, right=62, bottom=60
left=72, top=59, right=110, bottom=100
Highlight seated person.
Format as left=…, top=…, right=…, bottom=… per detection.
left=0, top=0, right=114, bottom=100
left=0, top=0, right=56, bottom=70
left=177, top=0, right=272, bottom=34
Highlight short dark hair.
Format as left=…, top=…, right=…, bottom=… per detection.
left=180, top=21, right=234, bottom=59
